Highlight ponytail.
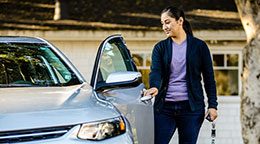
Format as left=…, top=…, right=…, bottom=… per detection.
left=161, top=6, right=193, bottom=36
left=183, top=20, right=193, bottom=36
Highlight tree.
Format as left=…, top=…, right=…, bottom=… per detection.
left=53, top=0, right=69, bottom=20
left=234, top=0, right=260, bottom=143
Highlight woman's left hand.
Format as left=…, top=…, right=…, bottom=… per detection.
left=204, top=108, right=218, bottom=122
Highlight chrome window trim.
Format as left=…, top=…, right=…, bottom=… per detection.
left=0, top=36, right=44, bottom=43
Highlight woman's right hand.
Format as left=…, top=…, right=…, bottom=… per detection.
left=142, top=87, right=159, bottom=98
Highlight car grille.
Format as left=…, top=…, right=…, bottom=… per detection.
left=0, top=125, right=74, bottom=143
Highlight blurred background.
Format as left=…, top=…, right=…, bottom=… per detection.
left=0, top=0, right=245, bottom=143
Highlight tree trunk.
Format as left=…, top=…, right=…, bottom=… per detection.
left=53, top=0, right=69, bottom=20
left=234, top=0, right=260, bottom=143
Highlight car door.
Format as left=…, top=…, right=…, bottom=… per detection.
left=90, top=35, right=154, bottom=144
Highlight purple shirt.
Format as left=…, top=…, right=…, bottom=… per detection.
left=165, top=39, right=189, bottom=102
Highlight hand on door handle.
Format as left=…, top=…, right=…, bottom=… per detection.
left=142, top=87, right=158, bottom=98
left=140, top=95, right=153, bottom=102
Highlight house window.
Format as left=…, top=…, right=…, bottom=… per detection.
left=132, top=52, right=241, bottom=96
left=212, top=53, right=241, bottom=96
left=132, top=53, right=151, bottom=88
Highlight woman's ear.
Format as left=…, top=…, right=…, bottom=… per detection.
left=178, top=17, right=184, bottom=25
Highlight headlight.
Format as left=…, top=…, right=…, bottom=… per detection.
left=77, top=117, right=126, bottom=140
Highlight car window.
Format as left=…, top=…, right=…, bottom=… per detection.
left=98, top=38, right=135, bottom=82
left=0, top=43, right=81, bottom=86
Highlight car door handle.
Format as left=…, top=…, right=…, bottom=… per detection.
left=140, top=95, right=153, bottom=102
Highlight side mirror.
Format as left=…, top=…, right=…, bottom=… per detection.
left=106, top=71, right=142, bottom=84
left=95, top=71, right=142, bottom=91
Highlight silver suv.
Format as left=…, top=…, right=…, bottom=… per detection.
left=0, top=35, right=154, bottom=144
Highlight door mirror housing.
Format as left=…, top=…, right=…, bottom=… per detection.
left=106, top=71, right=141, bottom=83
left=95, top=72, right=142, bottom=91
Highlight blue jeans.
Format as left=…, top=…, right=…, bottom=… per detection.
left=154, top=101, right=205, bottom=144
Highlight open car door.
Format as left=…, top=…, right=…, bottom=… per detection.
left=91, top=35, right=154, bottom=144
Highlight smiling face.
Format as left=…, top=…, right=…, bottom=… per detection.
left=161, top=12, right=184, bottom=38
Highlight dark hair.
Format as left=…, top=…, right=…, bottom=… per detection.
left=161, top=6, right=193, bottom=36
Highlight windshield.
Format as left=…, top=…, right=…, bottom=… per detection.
left=0, top=43, right=81, bottom=87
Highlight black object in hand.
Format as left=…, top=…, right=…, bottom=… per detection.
left=206, top=115, right=211, bottom=121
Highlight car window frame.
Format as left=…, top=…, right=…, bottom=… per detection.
left=90, top=35, right=137, bottom=90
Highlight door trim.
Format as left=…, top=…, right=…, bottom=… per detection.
left=90, top=34, right=123, bottom=90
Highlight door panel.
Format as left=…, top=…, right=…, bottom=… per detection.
left=91, top=35, right=154, bottom=144
left=98, top=84, right=154, bottom=144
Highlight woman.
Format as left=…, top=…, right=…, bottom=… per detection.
left=143, top=6, right=218, bottom=144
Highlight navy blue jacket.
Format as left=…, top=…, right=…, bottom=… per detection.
left=149, top=34, right=218, bottom=112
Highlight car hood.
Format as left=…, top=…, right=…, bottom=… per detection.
left=0, top=84, right=119, bottom=131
